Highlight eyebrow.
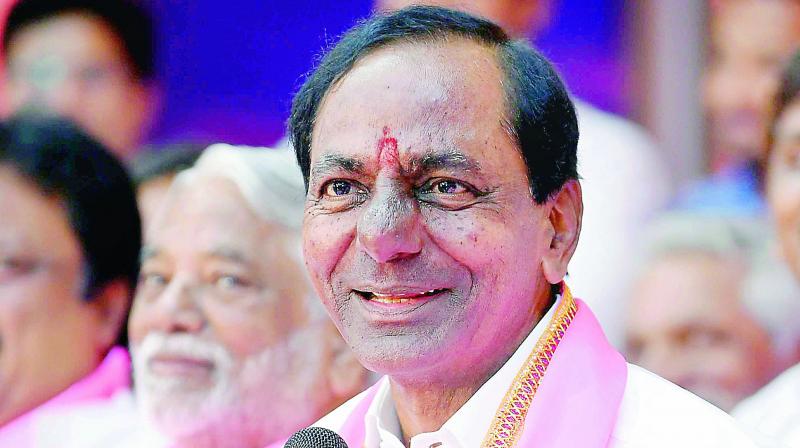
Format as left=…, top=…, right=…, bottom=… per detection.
left=207, top=247, right=249, bottom=264
left=309, top=153, right=367, bottom=185
left=410, top=149, right=482, bottom=174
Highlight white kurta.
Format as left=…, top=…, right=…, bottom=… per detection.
left=314, top=296, right=755, bottom=448
left=734, top=363, right=800, bottom=447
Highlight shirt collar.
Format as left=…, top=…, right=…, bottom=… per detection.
left=364, top=293, right=563, bottom=448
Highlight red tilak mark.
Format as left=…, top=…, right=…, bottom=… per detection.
left=377, top=126, right=399, bottom=168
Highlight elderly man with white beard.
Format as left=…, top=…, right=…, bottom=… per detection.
left=123, top=144, right=368, bottom=448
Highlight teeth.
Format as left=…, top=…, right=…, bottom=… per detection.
left=371, top=296, right=414, bottom=304
left=367, top=289, right=443, bottom=303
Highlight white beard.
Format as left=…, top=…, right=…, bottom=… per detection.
left=132, top=327, right=327, bottom=447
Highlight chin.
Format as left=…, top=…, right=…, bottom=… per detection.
left=347, top=327, right=456, bottom=378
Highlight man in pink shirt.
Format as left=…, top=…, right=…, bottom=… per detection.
left=0, top=114, right=140, bottom=445
left=278, top=6, right=757, bottom=447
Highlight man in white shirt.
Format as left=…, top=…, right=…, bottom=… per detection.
left=275, top=6, right=755, bottom=447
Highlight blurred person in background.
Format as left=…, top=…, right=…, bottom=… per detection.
left=375, top=0, right=672, bottom=348
left=126, top=145, right=368, bottom=448
left=1, top=0, right=158, bottom=160
left=733, top=48, right=800, bottom=446
left=678, top=0, right=800, bottom=214
left=0, top=114, right=140, bottom=445
left=625, top=213, right=800, bottom=412
left=130, top=143, right=205, bottom=230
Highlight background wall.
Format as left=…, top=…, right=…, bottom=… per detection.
left=148, top=0, right=629, bottom=146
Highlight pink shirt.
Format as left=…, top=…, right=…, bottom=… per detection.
left=0, top=347, right=131, bottom=447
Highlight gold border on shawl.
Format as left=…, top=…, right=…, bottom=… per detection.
left=480, top=284, right=578, bottom=448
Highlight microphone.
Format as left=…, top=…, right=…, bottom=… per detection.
left=283, top=427, right=349, bottom=448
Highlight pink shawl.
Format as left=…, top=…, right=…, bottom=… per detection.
left=271, top=300, right=627, bottom=447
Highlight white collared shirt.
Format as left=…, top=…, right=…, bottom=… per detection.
left=315, top=298, right=758, bottom=448
left=363, top=295, right=562, bottom=448
left=733, top=363, right=800, bottom=448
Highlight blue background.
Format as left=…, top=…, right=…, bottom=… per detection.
left=148, top=0, right=626, bottom=146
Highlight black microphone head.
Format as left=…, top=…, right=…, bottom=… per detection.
left=284, top=427, right=349, bottom=448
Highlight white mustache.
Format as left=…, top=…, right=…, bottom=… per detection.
left=133, top=333, right=234, bottom=375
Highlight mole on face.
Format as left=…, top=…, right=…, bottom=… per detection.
left=377, top=126, right=400, bottom=169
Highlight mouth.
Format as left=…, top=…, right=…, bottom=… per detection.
left=147, top=354, right=215, bottom=380
left=353, top=288, right=448, bottom=304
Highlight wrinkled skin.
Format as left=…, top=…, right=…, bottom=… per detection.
left=130, top=177, right=363, bottom=447
left=303, top=38, right=581, bottom=438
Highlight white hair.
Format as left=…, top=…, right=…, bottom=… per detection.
left=638, top=213, right=800, bottom=358
left=168, top=144, right=326, bottom=322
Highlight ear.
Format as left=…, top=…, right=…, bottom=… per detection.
left=324, top=324, right=367, bottom=400
left=87, top=279, right=131, bottom=354
left=541, top=180, right=583, bottom=285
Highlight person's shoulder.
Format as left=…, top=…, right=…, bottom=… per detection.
left=733, top=363, right=800, bottom=444
left=609, top=364, right=757, bottom=447
left=32, top=389, right=169, bottom=448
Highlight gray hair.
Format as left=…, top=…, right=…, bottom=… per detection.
left=170, top=144, right=326, bottom=322
left=639, top=213, right=800, bottom=358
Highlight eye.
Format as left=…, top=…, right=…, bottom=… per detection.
left=214, top=274, right=250, bottom=290
left=139, top=271, right=168, bottom=288
left=434, top=179, right=468, bottom=194
left=416, top=178, right=481, bottom=210
left=323, top=180, right=356, bottom=197
left=0, top=257, right=36, bottom=279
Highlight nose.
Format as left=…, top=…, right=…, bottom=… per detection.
left=357, top=184, right=423, bottom=263
left=151, top=276, right=205, bottom=334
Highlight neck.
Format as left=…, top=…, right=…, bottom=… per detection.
left=388, top=291, right=555, bottom=445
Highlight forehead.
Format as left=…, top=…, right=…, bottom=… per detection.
left=0, top=167, right=79, bottom=256
left=632, top=253, right=744, bottom=327
left=148, top=177, right=267, bottom=253
left=7, top=12, right=128, bottom=65
left=712, top=0, right=800, bottom=56
left=312, top=39, right=508, bottom=160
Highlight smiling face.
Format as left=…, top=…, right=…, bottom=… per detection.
left=304, top=39, right=559, bottom=383
left=129, top=176, right=334, bottom=443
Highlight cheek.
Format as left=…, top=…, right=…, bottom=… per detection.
left=422, top=206, right=545, bottom=276
left=204, top=298, right=288, bottom=358
left=769, top=172, right=800, bottom=234
left=302, top=213, right=356, bottom=293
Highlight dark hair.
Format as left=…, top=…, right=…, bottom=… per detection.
left=289, top=5, right=578, bottom=203
left=130, top=143, right=206, bottom=186
left=3, top=0, right=155, bottom=80
left=0, top=113, right=141, bottom=310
